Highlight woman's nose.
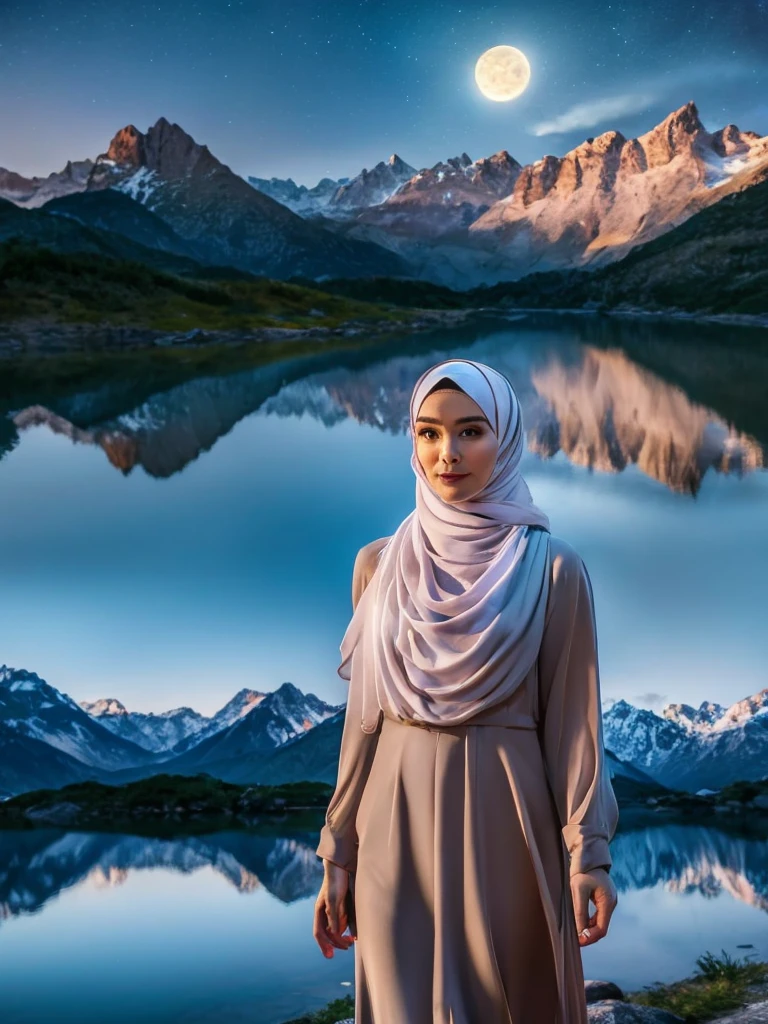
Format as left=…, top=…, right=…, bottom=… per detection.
left=440, top=439, right=460, bottom=463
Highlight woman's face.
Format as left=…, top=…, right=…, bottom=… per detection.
left=414, top=388, right=498, bottom=502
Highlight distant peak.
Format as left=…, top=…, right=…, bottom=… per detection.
left=274, top=681, right=302, bottom=697
left=81, top=697, right=129, bottom=716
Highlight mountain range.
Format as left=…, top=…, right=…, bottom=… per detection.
left=0, top=664, right=341, bottom=798
left=1, top=662, right=765, bottom=799
left=2, top=101, right=767, bottom=288
left=602, top=689, right=768, bottom=792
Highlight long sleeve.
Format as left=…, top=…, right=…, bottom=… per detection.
left=315, top=540, right=388, bottom=872
left=536, top=539, right=619, bottom=879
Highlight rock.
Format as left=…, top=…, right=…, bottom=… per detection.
left=712, top=998, right=768, bottom=1022
left=752, top=794, right=768, bottom=810
left=307, top=308, right=326, bottom=317
left=588, top=1001, right=684, bottom=1022
left=586, top=980, right=625, bottom=1002
left=24, top=801, right=83, bottom=825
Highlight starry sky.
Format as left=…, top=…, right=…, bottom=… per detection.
left=2, top=0, right=767, bottom=187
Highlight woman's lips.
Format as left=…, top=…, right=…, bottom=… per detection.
left=439, top=473, right=468, bottom=481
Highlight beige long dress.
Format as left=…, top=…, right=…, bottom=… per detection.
left=316, top=534, right=619, bottom=1024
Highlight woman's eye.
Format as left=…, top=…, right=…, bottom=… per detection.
left=418, top=428, right=480, bottom=439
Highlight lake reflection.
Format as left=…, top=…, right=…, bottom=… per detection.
left=2, top=312, right=767, bottom=713
left=4, top=315, right=766, bottom=493
left=0, top=822, right=767, bottom=1024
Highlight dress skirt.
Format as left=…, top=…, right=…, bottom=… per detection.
left=351, top=712, right=587, bottom=1024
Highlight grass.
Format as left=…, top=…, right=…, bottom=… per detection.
left=281, top=995, right=354, bottom=1024
left=0, top=240, right=418, bottom=331
left=626, top=950, right=768, bottom=1021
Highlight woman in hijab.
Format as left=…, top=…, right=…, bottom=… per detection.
left=312, top=358, right=619, bottom=1023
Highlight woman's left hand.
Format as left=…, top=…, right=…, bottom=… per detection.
left=570, top=867, right=618, bottom=947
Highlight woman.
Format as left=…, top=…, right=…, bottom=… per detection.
left=312, top=358, right=619, bottom=1023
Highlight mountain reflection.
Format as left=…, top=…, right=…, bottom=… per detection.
left=1, top=824, right=767, bottom=926
left=4, top=326, right=766, bottom=493
left=0, top=829, right=325, bottom=922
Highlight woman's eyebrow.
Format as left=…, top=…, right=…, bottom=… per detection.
left=415, top=415, right=490, bottom=425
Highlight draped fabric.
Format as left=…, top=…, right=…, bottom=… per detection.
left=337, top=358, right=552, bottom=732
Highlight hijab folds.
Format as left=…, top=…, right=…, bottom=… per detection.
left=338, top=358, right=552, bottom=733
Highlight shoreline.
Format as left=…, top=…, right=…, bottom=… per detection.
left=492, top=305, right=768, bottom=330
left=1, top=302, right=766, bottom=361
left=0, top=306, right=486, bottom=360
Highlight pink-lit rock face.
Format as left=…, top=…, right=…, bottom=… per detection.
left=526, top=346, right=763, bottom=494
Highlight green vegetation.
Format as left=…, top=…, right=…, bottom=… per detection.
left=628, top=777, right=768, bottom=818
left=627, top=950, right=768, bottom=1021
left=0, top=773, right=334, bottom=830
left=0, top=240, right=417, bottom=331
left=282, top=995, right=354, bottom=1024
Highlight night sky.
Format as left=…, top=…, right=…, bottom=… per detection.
left=2, top=0, right=767, bottom=186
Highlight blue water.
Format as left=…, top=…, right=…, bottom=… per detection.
left=1, top=311, right=768, bottom=1021
left=0, top=823, right=767, bottom=1023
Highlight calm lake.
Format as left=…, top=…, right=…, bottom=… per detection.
left=1, top=311, right=768, bottom=1022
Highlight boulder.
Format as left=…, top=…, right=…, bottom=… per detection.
left=586, top=980, right=625, bottom=1002
left=588, top=1001, right=685, bottom=1022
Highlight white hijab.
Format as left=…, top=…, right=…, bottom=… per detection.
left=338, top=358, right=552, bottom=732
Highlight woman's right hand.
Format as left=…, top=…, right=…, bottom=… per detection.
left=313, top=861, right=355, bottom=958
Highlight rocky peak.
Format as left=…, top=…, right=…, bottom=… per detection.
left=662, top=700, right=727, bottom=734
left=638, top=100, right=708, bottom=167
left=387, top=153, right=411, bottom=173
left=469, top=150, right=522, bottom=197
left=100, top=117, right=217, bottom=181
left=80, top=697, right=129, bottom=717
left=712, top=687, right=768, bottom=732
left=106, top=124, right=146, bottom=167
left=446, top=152, right=472, bottom=170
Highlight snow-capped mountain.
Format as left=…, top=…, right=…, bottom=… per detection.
left=249, top=154, right=417, bottom=218
left=462, top=101, right=768, bottom=280
left=79, top=683, right=338, bottom=760
left=246, top=174, right=350, bottom=216
left=157, top=682, right=343, bottom=779
left=603, top=688, right=768, bottom=792
left=328, top=153, right=417, bottom=213
left=0, top=159, right=95, bottom=209
left=0, top=666, right=158, bottom=774
left=79, top=697, right=210, bottom=754
left=342, top=101, right=768, bottom=288
left=353, top=150, right=523, bottom=238
left=83, top=118, right=407, bottom=279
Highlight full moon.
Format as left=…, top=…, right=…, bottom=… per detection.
left=474, top=45, right=531, bottom=102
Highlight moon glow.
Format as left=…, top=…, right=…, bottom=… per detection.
left=474, top=45, right=531, bottom=102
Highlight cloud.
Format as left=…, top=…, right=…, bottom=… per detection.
left=527, top=59, right=768, bottom=140
left=530, top=92, right=656, bottom=137
left=633, top=691, right=668, bottom=711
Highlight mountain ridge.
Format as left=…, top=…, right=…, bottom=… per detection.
left=3, top=101, right=767, bottom=290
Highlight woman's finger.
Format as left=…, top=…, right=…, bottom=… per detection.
left=595, top=886, right=616, bottom=937
left=571, top=881, right=590, bottom=938
left=325, top=898, right=354, bottom=950
left=313, top=900, right=335, bottom=958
